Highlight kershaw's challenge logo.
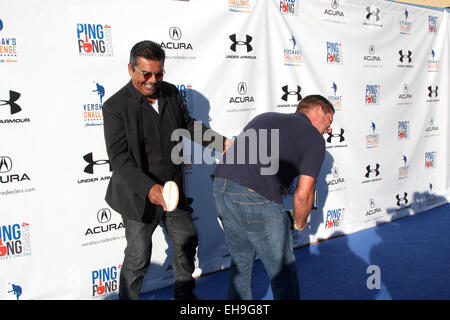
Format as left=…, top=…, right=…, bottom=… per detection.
left=284, top=35, right=302, bottom=67
left=399, top=9, right=411, bottom=35
left=0, top=18, right=18, bottom=63
left=228, top=0, right=251, bottom=13
left=84, top=82, right=105, bottom=127
left=327, top=82, right=342, bottom=111
left=398, top=155, right=409, bottom=180
left=366, top=122, right=379, bottom=148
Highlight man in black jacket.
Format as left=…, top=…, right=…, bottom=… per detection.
left=103, top=40, right=229, bottom=300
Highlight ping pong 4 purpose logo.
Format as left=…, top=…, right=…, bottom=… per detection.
left=279, top=0, right=299, bottom=16
left=76, top=23, right=113, bottom=57
left=325, top=207, right=345, bottom=229
left=365, top=84, right=380, bottom=105
left=326, top=41, right=343, bottom=64
left=91, top=264, right=121, bottom=298
left=0, top=223, right=31, bottom=261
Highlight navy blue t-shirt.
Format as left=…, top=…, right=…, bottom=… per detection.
left=212, top=112, right=325, bottom=203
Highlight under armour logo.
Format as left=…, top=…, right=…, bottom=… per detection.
left=0, top=91, right=22, bottom=115
left=365, top=164, right=380, bottom=178
left=396, top=192, right=408, bottom=206
left=83, top=152, right=112, bottom=174
left=366, top=7, right=380, bottom=21
left=428, top=86, right=438, bottom=98
left=399, top=50, right=412, bottom=63
left=229, top=34, right=253, bottom=52
left=97, top=208, right=112, bottom=223
left=326, top=128, right=345, bottom=143
left=281, top=85, right=302, bottom=101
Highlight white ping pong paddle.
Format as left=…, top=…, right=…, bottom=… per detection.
left=162, top=181, right=179, bottom=212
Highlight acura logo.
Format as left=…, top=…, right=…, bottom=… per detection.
left=97, top=208, right=112, bottom=223
left=169, top=27, right=182, bottom=40
left=331, top=0, right=339, bottom=9
left=0, top=156, right=12, bottom=173
left=238, top=82, right=247, bottom=95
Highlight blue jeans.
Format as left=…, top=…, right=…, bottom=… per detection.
left=119, top=207, right=198, bottom=300
left=213, top=177, right=299, bottom=300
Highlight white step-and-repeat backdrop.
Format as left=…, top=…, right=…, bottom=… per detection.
left=1, top=0, right=448, bottom=299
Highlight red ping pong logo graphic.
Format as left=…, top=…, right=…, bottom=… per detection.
left=83, top=35, right=92, bottom=53
left=0, top=239, right=7, bottom=256
left=91, top=265, right=121, bottom=297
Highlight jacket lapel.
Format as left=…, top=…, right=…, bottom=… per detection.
left=125, top=81, right=145, bottom=166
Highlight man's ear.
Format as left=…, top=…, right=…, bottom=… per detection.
left=128, top=64, right=133, bottom=76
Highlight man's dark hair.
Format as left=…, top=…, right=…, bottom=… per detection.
left=129, top=40, right=165, bottom=69
left=296, top=95, right=335, bottom=114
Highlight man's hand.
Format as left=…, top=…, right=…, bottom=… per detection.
left=293, top=175, right=315, bottom=230
left=223, top=138, right=235, bottom=155
left=148, top=184, right=167, bottom=211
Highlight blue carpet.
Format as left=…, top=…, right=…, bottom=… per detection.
left=141, top=203, right=450, bottom=300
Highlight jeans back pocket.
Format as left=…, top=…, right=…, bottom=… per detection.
left=232, top=198, right=272, bottom=234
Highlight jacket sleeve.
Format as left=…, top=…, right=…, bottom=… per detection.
left=175, top=90, right=226, bottom=152
left=103, top=100, right=156, bottom=199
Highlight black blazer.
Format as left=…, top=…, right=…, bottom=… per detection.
left=103, top=80, right=224, bottom=222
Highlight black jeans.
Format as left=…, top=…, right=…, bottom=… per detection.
left=119, top=208, right=198, bottom=300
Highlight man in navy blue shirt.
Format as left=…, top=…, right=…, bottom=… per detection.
left=212, top=95, right=334, bottom=300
